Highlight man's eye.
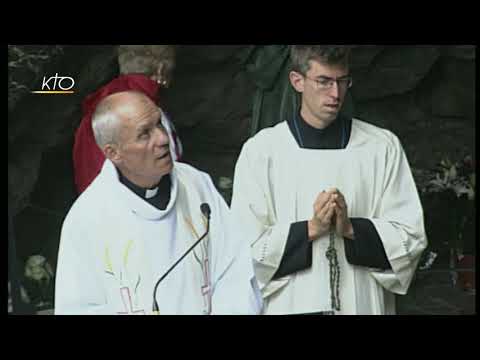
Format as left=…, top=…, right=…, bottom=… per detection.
left=318, top=79, right=331, bottom=86
left=140, top=130, right=150, bottom=139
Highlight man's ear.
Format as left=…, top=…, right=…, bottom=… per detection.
left=289, top=71, right=305, bottom=93
left=104, top=144, right=122, bottom=165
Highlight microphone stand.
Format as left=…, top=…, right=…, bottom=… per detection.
left=152, top=204, right=211, bottom=314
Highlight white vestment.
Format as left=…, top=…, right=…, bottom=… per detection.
left=231, top=120, right=427, bottom=315
left=55, top=160, right=262, bottom=315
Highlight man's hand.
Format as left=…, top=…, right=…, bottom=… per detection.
left=330, top=189, right=355, bottom=240
left=308, top=191, right=336, bottom=241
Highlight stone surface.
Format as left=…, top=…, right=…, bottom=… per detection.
left=431, top=58, right=476, bottom=118
left=163, top=46, right=254, bottom=151
left=396, top=271, right=476, bottom=315
left=441, top=45, right=476, bottom=60
left=8, top=45, right=64, bottom=113
left=9, top=45, right=118, bottom=217
left=351, top=46, right=441, bottom=102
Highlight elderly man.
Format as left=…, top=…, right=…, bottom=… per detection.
left=231, top=45, right=427, bottom=315
left=55, top=91, right=262, bottom=315
left=73, top=45, right=183, bottom=194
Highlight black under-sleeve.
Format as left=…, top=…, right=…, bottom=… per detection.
left=273, top=221, right=313, bottom=280
left=344, top=218, right=392, bottom=270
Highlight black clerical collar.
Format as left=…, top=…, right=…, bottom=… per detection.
left=118, top=170, right=171, bottom=211
left=287, top=111, right=352, bottom=150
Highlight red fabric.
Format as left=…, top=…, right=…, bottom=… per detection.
left=73, top=74, right=160, bottom=194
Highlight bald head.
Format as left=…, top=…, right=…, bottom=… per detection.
left=92, top=91, right=157, bottom=149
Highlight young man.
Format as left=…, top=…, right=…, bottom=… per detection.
left=231, top=45, right=427, bottom=315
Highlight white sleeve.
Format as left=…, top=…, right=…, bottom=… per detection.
left=203, top=176, right=263, bottom=315
left=369, top=134, right=428, bottom=295
left=231, top=141, right=291, bottom=299
left=54, top=215, right=110, bottom=315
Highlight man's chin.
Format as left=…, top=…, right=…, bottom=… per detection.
left=324, top=107, right=340, bottom=115
left=318, top=113, right=338, bottom=126
left=163, top=161, right=174, bottom=175
left=153, top=159, right=174, bottom=178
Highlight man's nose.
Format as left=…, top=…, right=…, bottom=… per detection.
left=327, top=81, right=340, bottom=98
left=153, top=126, right=170, bottom=146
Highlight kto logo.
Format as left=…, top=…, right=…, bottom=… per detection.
left=31, top=73, right=75, bottom=94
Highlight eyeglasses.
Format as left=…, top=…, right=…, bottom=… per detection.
left=302, top=74, right=353, bottom=91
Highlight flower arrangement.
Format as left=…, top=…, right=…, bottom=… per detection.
left=24, top=255, right=54, bottom=309
left=413, top=155, right=475, bottom=290
left=421, top=156, right=475, bottom=200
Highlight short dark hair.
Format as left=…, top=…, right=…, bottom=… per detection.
left=290, top=45, right=351, bottom=74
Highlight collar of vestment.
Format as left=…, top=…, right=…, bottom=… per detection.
left=101, top=160, right=178, bottom=221
left=118, top=170, right=172, bottom=211
left=287, top=111, right=352, bottom=150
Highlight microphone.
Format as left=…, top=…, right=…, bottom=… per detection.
left=152, top=203, right=211, bottom=314
left=200, top=203, right=211, bottom=220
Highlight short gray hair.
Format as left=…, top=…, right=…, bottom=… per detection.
left=91, top=100, right=123, bottom=149
left=91, top=91, right=155, bottom=149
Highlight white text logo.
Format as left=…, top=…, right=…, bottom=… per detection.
left=31, top=73, right=75, bottom=94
